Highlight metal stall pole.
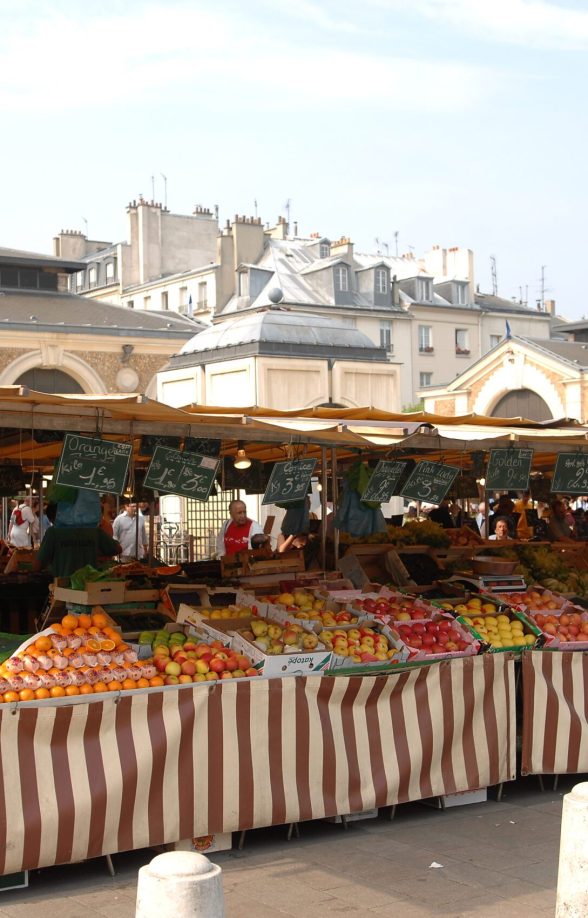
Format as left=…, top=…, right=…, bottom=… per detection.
left=331, top=448, right=339, bottom=567
left=320, top=447, right=328, bottom=571
left=148, top=499, right=155, bottom=566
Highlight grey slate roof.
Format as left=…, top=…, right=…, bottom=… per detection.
left=523, top=337, right=588, bottom=368
left=0, top=288, right=204, bottom=338
left=174, top=307, right=389, bottom=365
left=0, top=245, right=85, bottom=272
left=217, top=239, right=406, bottom=316
left=475, top=292, right=550, bottom=318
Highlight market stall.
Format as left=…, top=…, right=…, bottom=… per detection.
left=0, top=387, right=587, bottom=878
left=0, top=653, right=515, bottom=876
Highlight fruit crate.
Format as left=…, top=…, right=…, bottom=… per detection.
left=523, top=605, right=588, bottom=651
left=327, top=623, right=409, bottom=673
left=452, top=604, right=542, bottom=653
left=230, top=629, right=332, bottom=678
left=389, top=612, right=480, bottom=662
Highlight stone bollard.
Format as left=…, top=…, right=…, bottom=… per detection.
left=136, top=850, right=225, bottom=918
left=556, top=781, right=588, bottom=918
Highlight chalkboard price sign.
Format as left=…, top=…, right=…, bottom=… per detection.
left=361, top=460, right=407, bottom=504
left=55, top=434, right=133, bottom=495
left=486, top=448, right=533, bottom=491
left=400, top=460, right=460, bottom=506
left=262, top=458, right=316, bottom=506
left=144, top=446, right=219, bottom=501
left=551, top=454, right=588, bottom=494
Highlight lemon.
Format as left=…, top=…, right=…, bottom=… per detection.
left=524, top=634, right=536, bottom=645
left=513, top=636, right=526, bottom=647
left=490, top=640, right=503, bottom=648
left=485, top=616, right=498, bottom=627
left=497, top=614, right=510, bottom=625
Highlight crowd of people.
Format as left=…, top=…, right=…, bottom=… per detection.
left=405, top=491, right=588, bottom=543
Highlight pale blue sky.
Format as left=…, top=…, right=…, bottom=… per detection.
left=1, top=0, right=586, bottom=317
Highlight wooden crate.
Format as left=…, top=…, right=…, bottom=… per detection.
left=221, top=550, right=304, bottom=578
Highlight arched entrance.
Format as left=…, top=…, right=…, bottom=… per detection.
left=492, top=389, right=552, bottom=422
left=15, top=367, right=85, bottom=394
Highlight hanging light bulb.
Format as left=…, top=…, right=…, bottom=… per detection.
left=234, top=441, right=251, bottom=470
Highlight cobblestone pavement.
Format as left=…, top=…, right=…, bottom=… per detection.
left=0, top=774, right=577, bottom=917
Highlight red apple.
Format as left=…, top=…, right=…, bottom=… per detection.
left=164, top=675, right=179, bottom=685
left=181, top=660, right=197, bottom=676
left=244, top=668, right=259, bottom=677
left=209, top=658, right=226, bottom=673
left=178, top=674, right=193, bottom=684
left=165, top=660, right=182, bottom=677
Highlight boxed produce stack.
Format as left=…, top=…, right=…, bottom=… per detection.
left=390, top=612, right=479, bottom=662
left=324, top=622, right=408, bottom=672
left=437, top=595, right=541, bottom=651
left=231, top=618, right=332, bottom=677
left=498, top=588, right=588, bottom=649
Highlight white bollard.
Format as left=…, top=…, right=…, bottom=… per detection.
left=556, top=781, right=588, bottom=918
left=135, top=850, right=225, bottom=918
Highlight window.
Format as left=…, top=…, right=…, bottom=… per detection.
left=88, top=266, right=97, bottom=288
left=238, top=271, right=248, bottom=296
left=76, top=271, right=84, bottom=290
left=105, top=261, right=115, bottom=283
left=420, top=372, right=433, bottom=387
left=143, top=295, right=151, bottom=310
left=490, top=334, right=501, bottom=348
left=198, top=281, right=208, bottom=309
left=454, top=282, right=467, bottom=305
left=375, top=268, right=388, bottom=295
left=179, top=286, right=188, bottom=308
left=127, top=299, right=134, bottom=309
left=417, top=278, right=433, bottom=302
left=379, top=320, right=392, bottom=350
left=455, top=328, right=469, bottom=353
left=418, top=325, right=433, bottom=352
left=319, top=242, right=330, bottom=258
left=161, top=291, right=169, bottom=310
left=335, top=265, right=348, bottom=292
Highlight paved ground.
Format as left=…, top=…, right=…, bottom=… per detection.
left=0, top=774, right=578, bottom=917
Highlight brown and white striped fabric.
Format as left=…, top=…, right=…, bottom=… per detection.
left=521, top=650, right=588, bottom=776
left=0, top=654, right=515, bottom=875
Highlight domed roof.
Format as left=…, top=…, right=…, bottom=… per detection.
left=179, top=309, right=381, bottom=355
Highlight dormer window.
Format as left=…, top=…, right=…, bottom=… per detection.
left=417, top=278, right=433, bottom=302
left=105, top=260, right=116, bottom=284
left=76, top=271, right=84, bottom=290
left=319, top=242, right=330, bottom=258
left=375, top=268, right=388, bottom=295
left=334, top=265, right=348, bottom=292
left=88, top=265, right=97, bottom=288
left=454, top=282, right=467, bottom=305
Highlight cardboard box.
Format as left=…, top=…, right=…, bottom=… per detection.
left=327, top=623, right=409, bottom=672
left=173, top=833, right=232, bottom=854
left=325, top=809, right=379, bottom=824
left=123, top=587, right=160, bottom=603
left=441, top=788, right=487, bottom=808
left=176, top=603, right=258, bottom=646
left=54, top=579, right=126, bottom=606
left=389, top=613, right=480, bottom=662
left=230, top=630, right=332, bottom=678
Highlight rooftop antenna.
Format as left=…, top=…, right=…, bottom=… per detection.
left=81, top=216, right=88, bottom=237
left=254, top=199, right=258, bottom=219
left=284, top=198, right=291, bottom=230
left=160, top=173, right=167, bottom=208
left=382, top=241, right=390, bottom=257
left=490, top=255, right=498, bottom=295
left=151, top=175, right=155, bottom=201
left=394, top=230, right=399, bottom=257
left=375, top=237, right=381, bottom=254
left=540, top=264, right=547, bottom=311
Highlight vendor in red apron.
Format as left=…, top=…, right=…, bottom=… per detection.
left=216, top=499, right=265, bottom=557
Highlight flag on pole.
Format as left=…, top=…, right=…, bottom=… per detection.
left=505, top=320, right=512, bottom=339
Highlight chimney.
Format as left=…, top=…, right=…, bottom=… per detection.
left=544, top=299, right=556, bottom=315
left=330, top=235, right=353, bottom=260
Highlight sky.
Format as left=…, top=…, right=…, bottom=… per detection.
left=0, top=0, right=586, bottom=317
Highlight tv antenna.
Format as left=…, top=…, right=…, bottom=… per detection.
left=394, top=230, right=399, bottom=257
left=160, top=173, right=167, bottom=208
left=284, top=198, right=291, bottom=229
left=490, top=255, right=498, bottom=295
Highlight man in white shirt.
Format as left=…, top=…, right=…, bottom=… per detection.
left=216, top=500, right=264, bottom=558
left=8, top=498, right=39, bottom=548
left=113, top=503, right=148, bottom=561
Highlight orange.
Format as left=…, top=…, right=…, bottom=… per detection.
left=73, top=627, right=87, bottom=638
left=4, top=691, right=19, bottom=703
left=50, top=686, right=66, bottom=698
left=27, top=647, right=41, bottom=657
left=99, top=639, right=116, bottom=652
left=35, top=688, right=51, bottom=700
left=51, top=624, right=65, bottom=634
left=103, top=628, right=123, bottom=646
left=91, top=612, right=108, bottom=629
left=93, top=681, right=108, bottom=694
left=122, top=678, right=135, bottom=690
left=63, top=648, right=75, bottom=657
left=61, top=614, right=78, bottom=631
left=108, top=680, right=122, bottom=692
left=35, top=636, right=52, bottom=652
left=79, top=684, right=93, bottom=695
left=149, top=676, right=164, bottom=687
left=86, top=639, right=101, bottom=652
left=137, top=678, right=150, bottom=688
left=117, top=643, right=130, bottom=653
left=65, top=685, right=79, bottom=696
left=18, top=689, right=35, bottom=702
left=88, top=626, right=101, bottom=635
left=78, top=613, right=92, bottom=629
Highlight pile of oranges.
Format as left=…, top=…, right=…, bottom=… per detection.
left=0, top=611, right=163, bottom=704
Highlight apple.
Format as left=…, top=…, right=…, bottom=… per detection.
left=195, top=659, right=210, bottom=674
left=244, top=668, right=259, bottom=677
left=164, top=675, right=179, bottom=685
left=220, top=671, right=233, bottom=679
left=181, top=660, right=197, bottom=676
left=193, top=674, right=207, bottom=682
left=154, top=656, right=169, bottom=673
left=205, top=671, right=219, bottom=681
left=224, top=657, right=239, bottom=671
left=172, top=651, right=188, bottom=664
left=165, top=660, right=182, bottom=677
left=236, top=655, right=252, bottom=670
left=153, top=644, right=170, bottom=657
left=209, top=658, right=226, bottom=673
left=178, top=675, right=193, bottom=684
